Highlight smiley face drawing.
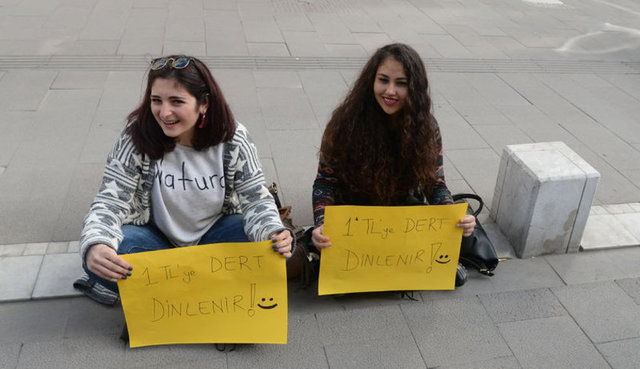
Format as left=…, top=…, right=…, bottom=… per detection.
left=257, top=297, right=278, bottom=310
left=435, top=254, right=451, bottom=264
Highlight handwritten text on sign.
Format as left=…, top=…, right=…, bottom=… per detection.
left=318, top=204, right=467, bottom=295
left=118, top=241, right=287, bottom=347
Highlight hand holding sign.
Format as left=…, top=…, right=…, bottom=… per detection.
left=318, top=204, right=467, bottom=295
left=118, top=241, right=287, bottom=347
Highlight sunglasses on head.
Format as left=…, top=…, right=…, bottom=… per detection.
left=150, top=57, right=194, bottom=70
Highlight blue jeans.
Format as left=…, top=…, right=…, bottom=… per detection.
left=83, top=214, right=249, bottom=293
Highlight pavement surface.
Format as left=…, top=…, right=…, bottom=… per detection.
left=1, top=0, right=640, bottom=368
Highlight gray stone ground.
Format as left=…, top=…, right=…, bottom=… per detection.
left=1, top=0, right=640, bottom=368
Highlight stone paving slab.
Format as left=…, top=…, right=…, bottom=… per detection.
left=478, top=288, right=568, bottom=323
left=616, top=277, right=640, bottom=306
left=288, top=285, right=399, bottom=315
left=499, top=104, right=582, bottom=146
left=552, top=281, right=640, bottom=343
left=266, top=128, right=322, bottom=226
left=474, top=124, right=533, bottom=155
left=0, top=246, right=81, bottom=302
left=46, top=242, right=69, bottom=254
left=497, top=316, right=610, bottom=369
left=557, top=116, right=640, bottom=172
left=52, top=165, right=105, bottom=242
left=63, top=297, right=124, bottom=338
left=568, top=144, right=640, bottom=205
left=616, top=213, right=640, bottom=240
left=227, top=312, right=328, bottom=369
left=433, top=101, right=490, bottom=151
left=597, top=337, right=640, bottom=369
left=257, top=87, right=318, bottom=130
left=133, top=359, right=224, bottom=369
left=445, top=148, right=501, bottom=207
left=23, top=242, right=48, bottom=255
left=16, top=335, right=126, bottom=369
left=32, top=253, right=83, bottom=299
left=51, top=71, right=110, bottom=89
left=123, top=342, right=225, bottom=369
left=4, top=247, right=640, bottom=368
left=324, top=335, right=426, bottom=369
left=247, top=42, right=290, bottom=57
left=315, top=305, right=411, bottom=346
left=2, top=53, right=635, bottom=245
left=0, top=243, right=26, bottom=257
left=605, top=72, right=640, bottom=95
left=0, top=255, right=42, bottom=301
left=605, top=246, right=640, bottom=278
left=402, top=296, right=511, bottom=368
left=436, top=356, right=522, bottom=369
left=420, top=254, right=565, bottom=301
left=0, top=70, right=57, bottom=111
left=545, top=247, right=640, bottom=285
left=581, top=214, right=639, bottom=250
left=0, top=343, right=20, bottom=369
left=483, top=222, right=517, bottom=260
left=0, top=298, right=70, bottom=344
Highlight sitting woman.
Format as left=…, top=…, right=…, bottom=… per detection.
left=311, top=43, right=475, bottom=285
left=81, top=55, right=293, bottom=293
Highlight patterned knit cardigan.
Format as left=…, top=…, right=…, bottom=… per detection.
left=79, top=123, right=290, bottom=261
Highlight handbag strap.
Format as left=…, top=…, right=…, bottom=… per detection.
left=452, top=193, right=484, bottom=217
left=268, top=182, right=283, bottom=209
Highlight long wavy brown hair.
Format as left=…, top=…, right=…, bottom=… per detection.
left=320, top=43, right=438, bottom=204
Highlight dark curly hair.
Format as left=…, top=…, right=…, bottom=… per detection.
left=319, top=43, right=438, bottom=204
left=126, top=55, right=235, bottom=160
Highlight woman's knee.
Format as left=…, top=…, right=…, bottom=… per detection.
left=118, top=224, right=171, bottom=254
left=201, top=214, right=249, bottom=244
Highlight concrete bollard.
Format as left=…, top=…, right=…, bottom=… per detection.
left=492, top=142, right=600, bottom=258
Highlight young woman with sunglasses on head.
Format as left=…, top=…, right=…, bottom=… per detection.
left=81, top=56, right=294, bottom=291
left=311, top=43, right=476, bottom=284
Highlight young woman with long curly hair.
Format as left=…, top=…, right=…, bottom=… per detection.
left=311, top=44, right=476, bottom=276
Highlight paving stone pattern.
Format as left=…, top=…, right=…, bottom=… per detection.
left=1, top=0, right=640, bottom=367
left=0, top=0, right=639, bottom=244
left=2, top=267, right=640, bottom=368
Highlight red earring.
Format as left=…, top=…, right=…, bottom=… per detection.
left=199, top=113, right=206, bottom=128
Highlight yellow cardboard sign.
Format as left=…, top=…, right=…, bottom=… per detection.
left=318, top=204, right=467, bottom=295
left=118, top=241, right=287, bottom=347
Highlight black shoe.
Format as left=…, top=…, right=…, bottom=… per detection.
left=400, top=291, right=419, bottom=301
left=455, top=262, right=468, bottom=287
left=215, top=344, right=236, bottom=352
left=120, top=323, right=129, bottom=343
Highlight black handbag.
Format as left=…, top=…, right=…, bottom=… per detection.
left=452, top=193, right=499, bottom=276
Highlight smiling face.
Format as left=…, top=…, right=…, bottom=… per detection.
left=150, top=77, right=208, bottom=146
left=435, top=254, right=451, bottom=264
left=373, top=56, right=408, bottom=120
left=257, top=297, right=278, bottom=310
